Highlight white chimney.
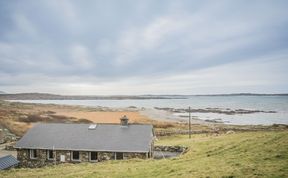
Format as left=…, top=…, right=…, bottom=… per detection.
left=120, top=115, right=129, bottom=126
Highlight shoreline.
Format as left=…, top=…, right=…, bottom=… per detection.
left=0, top=100, right=287, bottom=138
left=2, top=99, right=287, bottom=126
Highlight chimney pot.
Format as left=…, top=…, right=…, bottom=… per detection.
left=120, top=115, right=129, bottom=126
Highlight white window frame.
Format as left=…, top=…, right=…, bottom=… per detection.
left=71, top=151, right=80, bottom=161
left=47, top=150, right=54, bottom=160
left=30, top=149, right=38, bottom=159
left=89, top=152, right=98, bottom=162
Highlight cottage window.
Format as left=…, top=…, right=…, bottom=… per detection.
left=115, top=152, right=123, bottom=160
left=30, top=149, right=38, bottom=159
left=89, top=152, right=98, bottom=161
left=72, top=151, right=80, bottom=161
left=47, top=150, right=54, bottom=160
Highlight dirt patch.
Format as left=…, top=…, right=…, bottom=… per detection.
left=1, top=100, right=179, bottom=136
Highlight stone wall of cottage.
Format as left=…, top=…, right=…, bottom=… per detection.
left=17, top=149, right=53, bottom=168
left=17, top=149, right=149, bottom=168
left=126, top=152, right=147, bottom=159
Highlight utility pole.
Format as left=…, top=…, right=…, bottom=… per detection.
left=189, top=106, right=191, bottom=139
left=53, top=145, right=56, bottom=166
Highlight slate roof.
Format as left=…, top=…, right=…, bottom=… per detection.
left=15, top=123, right=154, bottom=152
left=0, top=155, right=19, bottom=170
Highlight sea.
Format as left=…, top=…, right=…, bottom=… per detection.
left=9, top=95, right=288, bottom=125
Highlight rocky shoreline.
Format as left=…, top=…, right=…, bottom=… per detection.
left=154, top=107, right=276, bottom=115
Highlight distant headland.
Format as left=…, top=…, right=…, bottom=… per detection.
left=0, top=92, right=287, bottom=100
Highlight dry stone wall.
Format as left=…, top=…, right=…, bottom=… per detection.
left=154, top=145, right=188, bottom=153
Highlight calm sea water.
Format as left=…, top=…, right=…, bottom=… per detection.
left=10, top=96, right=288, bottom=125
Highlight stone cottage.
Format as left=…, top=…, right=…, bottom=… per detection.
left=15, top=116, right=154, bottom=167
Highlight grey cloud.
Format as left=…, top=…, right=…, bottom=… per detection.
left=0, top=0, right=288, bottom=94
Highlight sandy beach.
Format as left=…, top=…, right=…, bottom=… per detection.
left=54, top=111, right=150, bottom=123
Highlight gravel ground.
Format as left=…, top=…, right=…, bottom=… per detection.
left=0, top=143, right=16, bottom=158
left=153, top=151, right=182, bottom=159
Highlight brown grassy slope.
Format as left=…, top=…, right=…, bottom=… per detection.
left=0, top=101, right=188, bottom=136
left=1, top=131, right=287, bottom=178
left=1, top=100, right=285, bottom=137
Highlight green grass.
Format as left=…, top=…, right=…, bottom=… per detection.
left=1, top=131, right=287, bottom=178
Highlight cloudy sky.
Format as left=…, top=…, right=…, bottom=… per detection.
left=0, top=0, right=288, bottom=95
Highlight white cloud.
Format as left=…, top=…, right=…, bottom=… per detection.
left=70, top=44, right=93, bottom=68
left=2, top=54, right=286, bottom=95
left=95, top=39, right=113, bottom=56
left=142, top=17, right=185, bottom=48
left=0, top=1, right=288, bottom=94
left=113, top=6, right=275, bottom=66
left=12, top=14, right=37, bottom=36
left=45, top=0, right=78, bottom=21
left=115, top=16, right=188, bottom=65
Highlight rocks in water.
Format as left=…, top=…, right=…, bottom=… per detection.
left=127, top=106, right=137, bottom=109
left=204, top=119, right=224, bottom=123
left=154, top=107, right=276, bottom=115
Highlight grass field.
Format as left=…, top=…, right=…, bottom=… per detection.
left=1, top=131, right=287, bottom=178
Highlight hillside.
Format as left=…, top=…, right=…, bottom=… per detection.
left=1, top=131, right=287, bottom=177
left=0, top=93, right=185, bottom=100
left=1, top=93, right=287, bottom=100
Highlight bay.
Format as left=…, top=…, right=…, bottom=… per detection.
left=9, top=95, right=288, bottom=125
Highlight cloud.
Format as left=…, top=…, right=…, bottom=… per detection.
left=0, top=0, right=288, bottom=94
left=69, top=44, right=93, bottom=69
left=12, top=13, right=37, bottom=36
left=115, top=15, right=188, bottom=65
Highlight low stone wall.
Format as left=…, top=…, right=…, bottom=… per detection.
left=154, top=145, right=188, bottom=153
left=5, top=144, right=16, bottom=151
left=155, top=130, right=209, bottom=136
left=0, top=128, right=19, bottom=144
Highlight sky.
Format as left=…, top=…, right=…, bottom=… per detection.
left=0, top=0, right=288, bottom=95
